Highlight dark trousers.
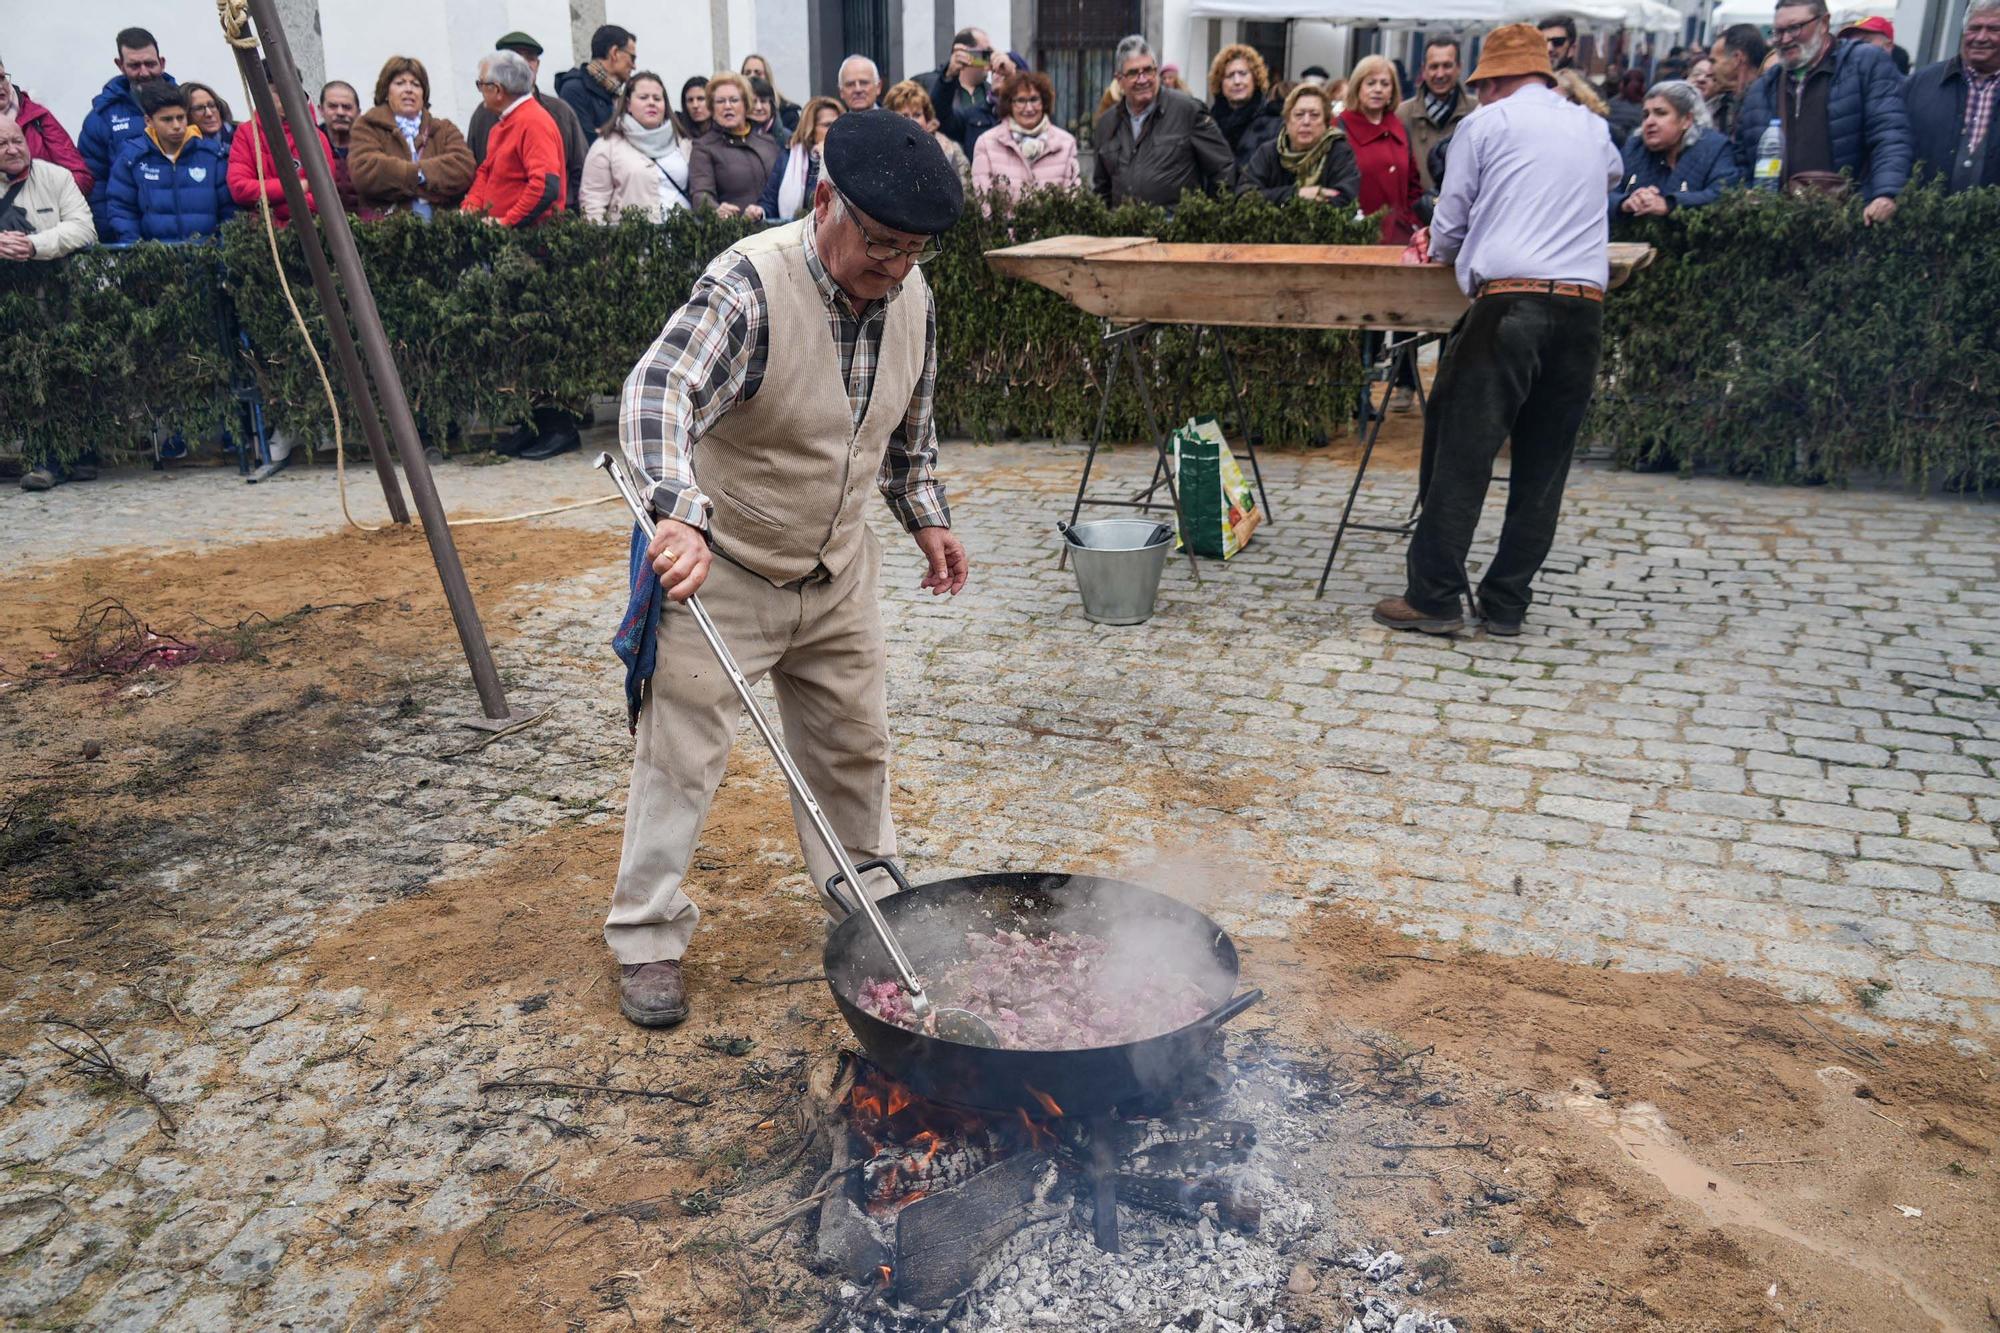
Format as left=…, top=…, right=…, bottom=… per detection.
left=1404, top=292, right=1603, bottom=620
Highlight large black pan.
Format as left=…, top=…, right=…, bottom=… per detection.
left=822, top=861, right=1263, bottom=1117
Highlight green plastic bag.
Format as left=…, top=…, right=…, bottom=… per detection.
left=1170, top=415, right=1262, bottom=559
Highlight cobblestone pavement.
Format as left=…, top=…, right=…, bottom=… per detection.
left=2, top=434, right=1998, bottom=1327
left=7, top=437, right=2000, bottom=1032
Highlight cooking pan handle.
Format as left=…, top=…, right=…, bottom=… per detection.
left=823, top=857, right=914, bottom=918
left=1203, top=988, right=1264, bottom=1030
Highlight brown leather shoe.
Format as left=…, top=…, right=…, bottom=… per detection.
left=619, top=961, right=688, bottom=1027
left=1372, top=596, right=1464, bottom=635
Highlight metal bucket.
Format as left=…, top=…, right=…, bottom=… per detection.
left=1064, top=519, right=1173, bottom=625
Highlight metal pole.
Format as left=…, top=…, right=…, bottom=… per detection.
left=227, top=46, right=409, bottom=524
left=243, top=0, right=513, bottom=722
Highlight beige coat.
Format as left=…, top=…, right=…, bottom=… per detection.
left=8, top=159, right=96, bottom=259
left=1395, top=85, right=1478, bottom=193
left=579, top=132, right=691, bottom=222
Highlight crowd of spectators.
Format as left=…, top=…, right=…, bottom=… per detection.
left=4, top=5, right=1997, bottom=480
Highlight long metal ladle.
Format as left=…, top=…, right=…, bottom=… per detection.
left=594, top=452, right=999, bottom=1048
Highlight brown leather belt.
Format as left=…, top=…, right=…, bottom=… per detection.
left=1476, top=278, right=1604, bottom=302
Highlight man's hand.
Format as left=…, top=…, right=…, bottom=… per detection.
left=649, top=516, right=713, bottom=603
left=1406, top=227, right=1434, bottom=264
left=715, top=202, right=741, bottom=219
left=0, top=232, right=34, bottom=261
left=913, top=526, right=968, bottom=597
left=744, top=204, right=766, bottom=223
left=944, top=47, right=972, bottom=81
left=1863, top=195, right=1897, bottom=226
left=990, top=51, right=1018, bottom=81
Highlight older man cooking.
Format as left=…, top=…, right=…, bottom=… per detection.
left=609, top=111, right=969, bottom=1027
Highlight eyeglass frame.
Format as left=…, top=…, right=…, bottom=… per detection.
left=1772, top=14, right=1826, bottom=41
left=1116, top=61, right=1159, bottom=83
left=830, top=188, right=941, bottom=265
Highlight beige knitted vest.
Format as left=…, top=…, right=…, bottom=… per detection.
left=696, top=218, right=927, bottom=585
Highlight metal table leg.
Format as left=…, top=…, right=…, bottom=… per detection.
left=1316, top=335, right=1421, bottom=599
left=1210, top=326, right=1273, bottom=523
left=1060, top=322, right=1201, bottom=585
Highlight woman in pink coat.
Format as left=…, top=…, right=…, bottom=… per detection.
left=970, top=71, right=1078, bottom=204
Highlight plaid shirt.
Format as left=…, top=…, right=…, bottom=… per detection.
left=1965, top=70, right=1999, bottom=170
left=617, top=213, right=948, bottom=535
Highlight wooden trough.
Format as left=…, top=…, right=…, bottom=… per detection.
left=983, top=236, right=1657, bottom=333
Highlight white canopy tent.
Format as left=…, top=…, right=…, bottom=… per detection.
left=1188, top=0, right=1689, bottom=28
left=1709, top=0, right=1892, bottom=24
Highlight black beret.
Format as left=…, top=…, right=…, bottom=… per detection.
left=822, top=109, right=964, bottom=236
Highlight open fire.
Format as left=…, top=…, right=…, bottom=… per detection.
left=820, top=1053, right=1261, bottom=1311
left=808, top=1037, right=1466, bottom=1333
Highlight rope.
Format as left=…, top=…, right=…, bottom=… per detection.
left=219, top=0, right=617, bottom=534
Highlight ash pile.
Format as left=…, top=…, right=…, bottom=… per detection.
left=812, top=1036, right=1465, bottom=1333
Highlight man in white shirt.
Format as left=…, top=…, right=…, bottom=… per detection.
left=1373, top=23, right=1623, bottom=638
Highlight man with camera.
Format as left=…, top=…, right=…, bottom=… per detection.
left=927, top=27, right=1015, bottom=157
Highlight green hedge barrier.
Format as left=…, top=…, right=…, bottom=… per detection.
left=1599, top=182, right=2000, bottom=491
left=213, top=186, right=1375, bottom=452
left=4, top=183, right=1995, bottom=491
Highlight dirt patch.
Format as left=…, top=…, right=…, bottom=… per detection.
left=0, top=520, right=616, bottom=910
left=275, top=808, right=2000, bottom=1332
left=1247, top=909, right=2000, bottom=1333
left=0, top=521, right=615, bottom=672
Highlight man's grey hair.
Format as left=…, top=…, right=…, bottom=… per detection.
left=1646, top=78, right=1713, bottom=145
left=838, top=54, right=879, bottom=82
left=1969, top=0, right=2000, bottom=19
left=1774, top=0, right=1829, bottom=16
left=1423, top=33, right=1464, bottom=59
left=1114, top=35, right=1154, bottom=75
left=480, top=49, right=535, bottom=96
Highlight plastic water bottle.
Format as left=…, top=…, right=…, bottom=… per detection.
left=1754, top=119, right=1784, bottom=189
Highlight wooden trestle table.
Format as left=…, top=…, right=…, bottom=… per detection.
left=984, top=237, right=1655, bottom=595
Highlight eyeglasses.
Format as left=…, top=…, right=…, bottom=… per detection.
left=1118, top=65, right=1159, bottom=82
left=835, top=192, right=940, bottom=265
left=1772, top=17, right=1823, bottom=40
left=473, top=79, right=500, bottom=91
left=1012, top=96, right=1044, bottom=107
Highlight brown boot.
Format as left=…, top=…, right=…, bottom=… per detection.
left=1371, top=596, right=1463, bottom=635
left=619, top=961, right=688, bottom=1027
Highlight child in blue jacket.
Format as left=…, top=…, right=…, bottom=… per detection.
left=106, top=83, right=234, bottom=243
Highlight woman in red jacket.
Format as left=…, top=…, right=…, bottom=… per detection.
left=1338, top=55, right=1422, bottom=244
left=0, top=61, right=93, bottom=196
left=227, top=109, right=338, bottom=225
left=1338, top=54, right=1426, bottom=411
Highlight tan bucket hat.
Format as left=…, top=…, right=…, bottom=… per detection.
left=1466, top=23, right=1559, bottom=88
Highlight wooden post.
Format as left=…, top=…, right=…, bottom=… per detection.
left=226, top=47, right=409, bottom=524
left=242, top=0, right=513, bottom=723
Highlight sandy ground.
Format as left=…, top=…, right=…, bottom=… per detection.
left=2, top=438, right=1996, bottom=1332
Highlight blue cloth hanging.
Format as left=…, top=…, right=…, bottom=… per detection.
left=612, top=523, right=661, bottom=732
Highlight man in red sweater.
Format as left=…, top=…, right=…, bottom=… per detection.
left=462, top=50, right=565, bottom=226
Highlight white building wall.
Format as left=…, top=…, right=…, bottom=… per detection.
left=750, top=0, right=813, bottom=109
left=606, top=0, right=715, bottom=115
left=13, top=0, right=250, bottom=143
left=952, top=0, right=1014, bottom=55
left=904, top=0, right=940, bottom=83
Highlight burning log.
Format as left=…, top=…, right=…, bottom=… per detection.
left=1110, top=1171, right=1262, bottom=1233
left=891, top=1152, right=1071, bottom=1310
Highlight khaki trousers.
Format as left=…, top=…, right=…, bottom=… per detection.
left=605, top=528, right=897, bottom=965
